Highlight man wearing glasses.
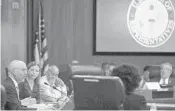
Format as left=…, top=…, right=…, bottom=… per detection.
left=142, top=62, right=174, bottom=90
left=3, top=60, right=36, bottom=110
left=159, top=62, right=173, bottom=86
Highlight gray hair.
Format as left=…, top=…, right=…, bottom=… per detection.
left=45, top=65, right=59, bottom=76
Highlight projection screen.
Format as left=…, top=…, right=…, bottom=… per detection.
left=93, top=0, right=175, bottom=55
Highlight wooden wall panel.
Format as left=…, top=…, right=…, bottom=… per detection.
left=1, top=0, right=174, bottom=83
left=43, top=0, right=175, bottom=73
left=1, top=0, right=27, bottom=82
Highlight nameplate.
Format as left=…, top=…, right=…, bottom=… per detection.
left=84, top=79, right=99, bottom=82
left=152, top=90, right=174, bottom=99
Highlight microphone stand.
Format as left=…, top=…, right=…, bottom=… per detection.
left=44, top=82, right=71, bottom=100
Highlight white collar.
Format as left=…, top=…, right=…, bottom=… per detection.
left=9, top=75, right=18, bottom=87
left=159, top=77, right=169, bottom=84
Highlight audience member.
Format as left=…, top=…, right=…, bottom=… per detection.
left=40, top=65, right=67, bottom=104
left=143, top=66, right=151, bottom=82
left=102, top=62, right=116, bottom=76
left=111, top=64, right=148, bottom=110
left=138, top=66, right=151, bottom=89
left=18, top=61, right=40, bottom=103
left=3, top=60, right=36, bottom=110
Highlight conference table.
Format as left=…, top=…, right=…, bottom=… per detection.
left=25, top=88, right=175, bottom=110
left=61, top=89, right=175, bottom=110
left=135, top=88, right=175, bottom=110
left=62, top=88, right=175, bottom=110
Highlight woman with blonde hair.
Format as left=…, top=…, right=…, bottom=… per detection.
left=18, top=61, right=40, bottom=103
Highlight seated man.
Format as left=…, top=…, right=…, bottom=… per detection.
left=159, top=62, right=173, bottom=86
left=40, top=65, right=67, bottom=103
left=143, top=62, right=173, bottom=89
left=3, top=60, right=36, bottom=110
left=138, top=66, right=151, bottom=89
left=143, top=66, right=151, bottom=82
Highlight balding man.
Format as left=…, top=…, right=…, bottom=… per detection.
left=3, top=60, right=36, bottom=110
left=40, top=65, right=67, bottom=104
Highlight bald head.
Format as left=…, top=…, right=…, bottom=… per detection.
left=8, top=60, right=27, bottom=83
left=8, top=60, right=27, bottom=72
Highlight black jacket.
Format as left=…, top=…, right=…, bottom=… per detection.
left=123, top=93, right=149, bottom=110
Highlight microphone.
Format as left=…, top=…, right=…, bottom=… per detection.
left=44, top=82, right=68, bottom=98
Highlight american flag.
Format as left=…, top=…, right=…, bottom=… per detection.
left=33, top=0, right=49, bottom=76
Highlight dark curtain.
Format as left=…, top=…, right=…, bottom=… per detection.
left=27, top=0, right=40, bottom=64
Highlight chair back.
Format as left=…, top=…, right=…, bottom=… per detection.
left=69, top=64, right=104, bottom=77
left=1, top=84, right=7, bottom=110
left=72, top=75, right=125, bottom=110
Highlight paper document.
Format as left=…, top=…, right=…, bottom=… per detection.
left=144, top=82, right=161, bottom=90
left=21, top=97, right=36, bottom=106
left=27, top=103, right=54, bottom=110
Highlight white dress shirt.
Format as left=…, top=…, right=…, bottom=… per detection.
left=40, top=75, right=61, bottom=102
left=159, top=78, right=169, bottom=85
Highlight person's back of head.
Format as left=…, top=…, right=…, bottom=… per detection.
left=7, top=60, right=27, bottom=83
left=1, top=84, right=7, bottom=110
left=111, top=64, right=141, bottom=95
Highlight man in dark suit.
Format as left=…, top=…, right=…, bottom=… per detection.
left=159, top=62, right=174, bottom=86
left=143, top=62, right=175, bottom=90
left=150, top=63, right=174, bottom=86
left=3, top=60, right=36, bottom=110
left=124, top=93, right=148, bottom=110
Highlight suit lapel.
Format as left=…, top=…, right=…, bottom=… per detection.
left=24, top=79, right=32, bottom=92
left=7, top=77, right=20, bottom=102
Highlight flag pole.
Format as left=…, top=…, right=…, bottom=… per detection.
left=38, top=0, right=42, bottom=103
left=39, top=0, right=42, bottom=72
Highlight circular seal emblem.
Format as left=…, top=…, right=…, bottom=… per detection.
left=127, top=0, right=175, bottom=47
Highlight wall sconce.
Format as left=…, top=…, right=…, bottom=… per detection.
left=11, top=0, right=20, bottom=24
left=12, top=0, right=20, bottom=9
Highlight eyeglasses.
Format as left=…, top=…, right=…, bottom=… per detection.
left=12, top=68, right=27, bottom=72
left=161, top=68, right=171, bottom=72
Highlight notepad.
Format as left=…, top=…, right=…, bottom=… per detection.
left=144, top=82, right=161, bottom=90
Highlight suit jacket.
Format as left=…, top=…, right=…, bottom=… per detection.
left=18, top=79, right=40, bottom=102
left=3, top=77, right=36, bottom=110
left=123, top=93, right=149, bottom=110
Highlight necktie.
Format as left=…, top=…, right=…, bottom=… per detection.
left=162, top=79, right=166, bottom=85
left=16, top=86, right=20, bottom=100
